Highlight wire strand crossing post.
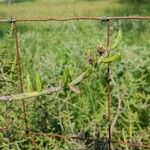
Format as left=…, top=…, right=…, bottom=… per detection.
left=12, top=19, right=29, bottom=136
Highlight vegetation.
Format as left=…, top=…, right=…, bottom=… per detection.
left=0, top=0, right=150, bottom=149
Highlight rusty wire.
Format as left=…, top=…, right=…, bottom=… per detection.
left=0, top=128, right=150, bottom=149
left=0, top=128, right=103, bottom=142
left=105, top=19, right=112, bottom=150
left=12, top=21, right=29, bottom=136
left=0, top=16, right=150, bottom=23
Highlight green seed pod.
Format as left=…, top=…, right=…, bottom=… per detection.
left=102, top=53, right=121, bottom=63
left=111, top=29, right=122, bottom=50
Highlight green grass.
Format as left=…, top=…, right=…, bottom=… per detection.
left=0, top=0, right=120, bottom=18
left=0, top=0, right=150, bottom=149
left=0, top=0, right=149, bottom=18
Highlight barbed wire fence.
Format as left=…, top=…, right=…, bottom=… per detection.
left=0, top=16, right=150, bottom=149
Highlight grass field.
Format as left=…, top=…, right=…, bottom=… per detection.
left=0, top=0, right=149, bottom=18
left=0, top=0, right=150, bottom=149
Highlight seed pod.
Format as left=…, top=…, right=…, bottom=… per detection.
left=69, top=85, right=80, bottom=94
left=97, top=45, right=106, bottom=56
left=102, top=53, right=121, bottom=63
left=111, top=29, right=122, bottom=50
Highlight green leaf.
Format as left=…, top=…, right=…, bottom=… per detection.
left=102, top=53, right=121, bottom=63
left=111, top=29, right=122, bottom=50
left=35, top=73, right=42, bottom=92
